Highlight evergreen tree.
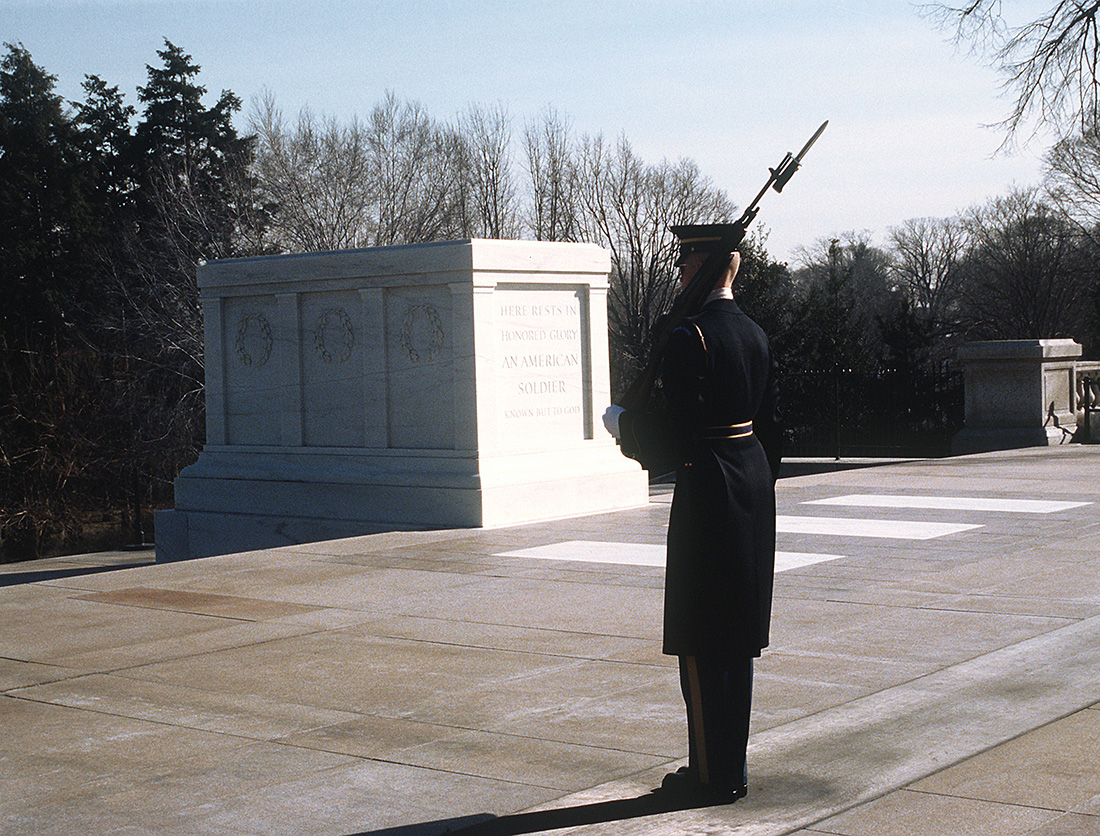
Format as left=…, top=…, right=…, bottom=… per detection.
left=75, top=74, right=137, bottom=212
left=1, top=41, right=259, bottom=560
left=130, top=39, right=256, bottom=267
left=0, top=43, right=107, bottom=560
left=0, top=43, right=97, bottom=344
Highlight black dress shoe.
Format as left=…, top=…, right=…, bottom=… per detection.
left=654, top=768, right=746, bottom=805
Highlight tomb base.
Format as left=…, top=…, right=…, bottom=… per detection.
left=157, top=444, right=646, bottom=560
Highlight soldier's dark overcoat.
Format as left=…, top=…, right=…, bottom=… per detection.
left=620, top=296, right=782, bottom=659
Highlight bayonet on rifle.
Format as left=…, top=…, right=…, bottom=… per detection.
left=739, top=118, right=828, bottom=234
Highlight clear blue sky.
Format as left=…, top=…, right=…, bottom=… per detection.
left=2, top=0, right=1055, bottom=262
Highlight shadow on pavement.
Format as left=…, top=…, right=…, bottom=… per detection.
left=0, top=562, right=156, bottom=587
left=347, top=791, right=734, bottom=835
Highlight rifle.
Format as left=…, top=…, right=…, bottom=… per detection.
left=616, top=120, right=828, bottom=412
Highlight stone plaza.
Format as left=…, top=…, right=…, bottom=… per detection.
left=2, top=444, right=1099, bottom=835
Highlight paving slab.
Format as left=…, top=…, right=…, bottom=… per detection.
left=1, top=444, right=1100, bottom=835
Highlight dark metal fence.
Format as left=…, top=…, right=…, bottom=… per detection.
left=780, top=364, right=964, bottom=458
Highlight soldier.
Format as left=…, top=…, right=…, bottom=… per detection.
left=603, top=224, right=782, bottom=804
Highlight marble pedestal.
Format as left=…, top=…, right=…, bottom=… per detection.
left=952, top=339, right=1083, bottom=454
left=156, top=240, right=648, bottom=561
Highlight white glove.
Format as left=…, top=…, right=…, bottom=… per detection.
left=602, top=405, right=625, bottom=439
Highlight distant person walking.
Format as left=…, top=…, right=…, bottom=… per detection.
left=603, top=224, right=782, bottom=804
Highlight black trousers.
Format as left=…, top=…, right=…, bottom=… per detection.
left=678, top=655, right=754, bottom=789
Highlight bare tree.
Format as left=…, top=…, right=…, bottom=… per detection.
left=251, top=92, right=375, bottom=252
left=573, top=133, right=734, bottom=394
left=367, top=92, right=467, bottom=245
left=957, top=186, right=1093, bottom=338
left=522, top=108, right=580, bottom=241
left=458, top=102, right=518, bottom=239
left=1044, top=124, right=1100, bottom=235
left=252, top=91, right=469, bottom=252
left=888, top=216, right=969, bottom=330
left=925, top=1, right=1100, bottom=139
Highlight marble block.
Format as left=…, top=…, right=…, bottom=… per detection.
left=952, top=339, right=1083, bottom=454
left=156, top=240, right=649, bottom=561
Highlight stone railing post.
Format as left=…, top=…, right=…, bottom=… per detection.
left=952, top=339, right=1083, bottom=454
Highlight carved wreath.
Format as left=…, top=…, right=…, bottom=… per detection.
left=234, top=313, right=272, bottom=368
left=313, top=307, right=355, bottom=364
left=401, top=303, right=445, bottom=363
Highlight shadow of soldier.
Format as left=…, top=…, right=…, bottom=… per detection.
left=344, top=789, right=739, bottom=836
left=343, top=770, right=842, bottom=836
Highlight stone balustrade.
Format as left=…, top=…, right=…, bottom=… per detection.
left=952, top=339, right=1098, bottom=453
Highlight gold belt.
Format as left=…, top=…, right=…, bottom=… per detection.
left=702, top=421, right=753, bottom=440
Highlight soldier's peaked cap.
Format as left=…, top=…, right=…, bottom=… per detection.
left=670, top=223, right=740, bottom=266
